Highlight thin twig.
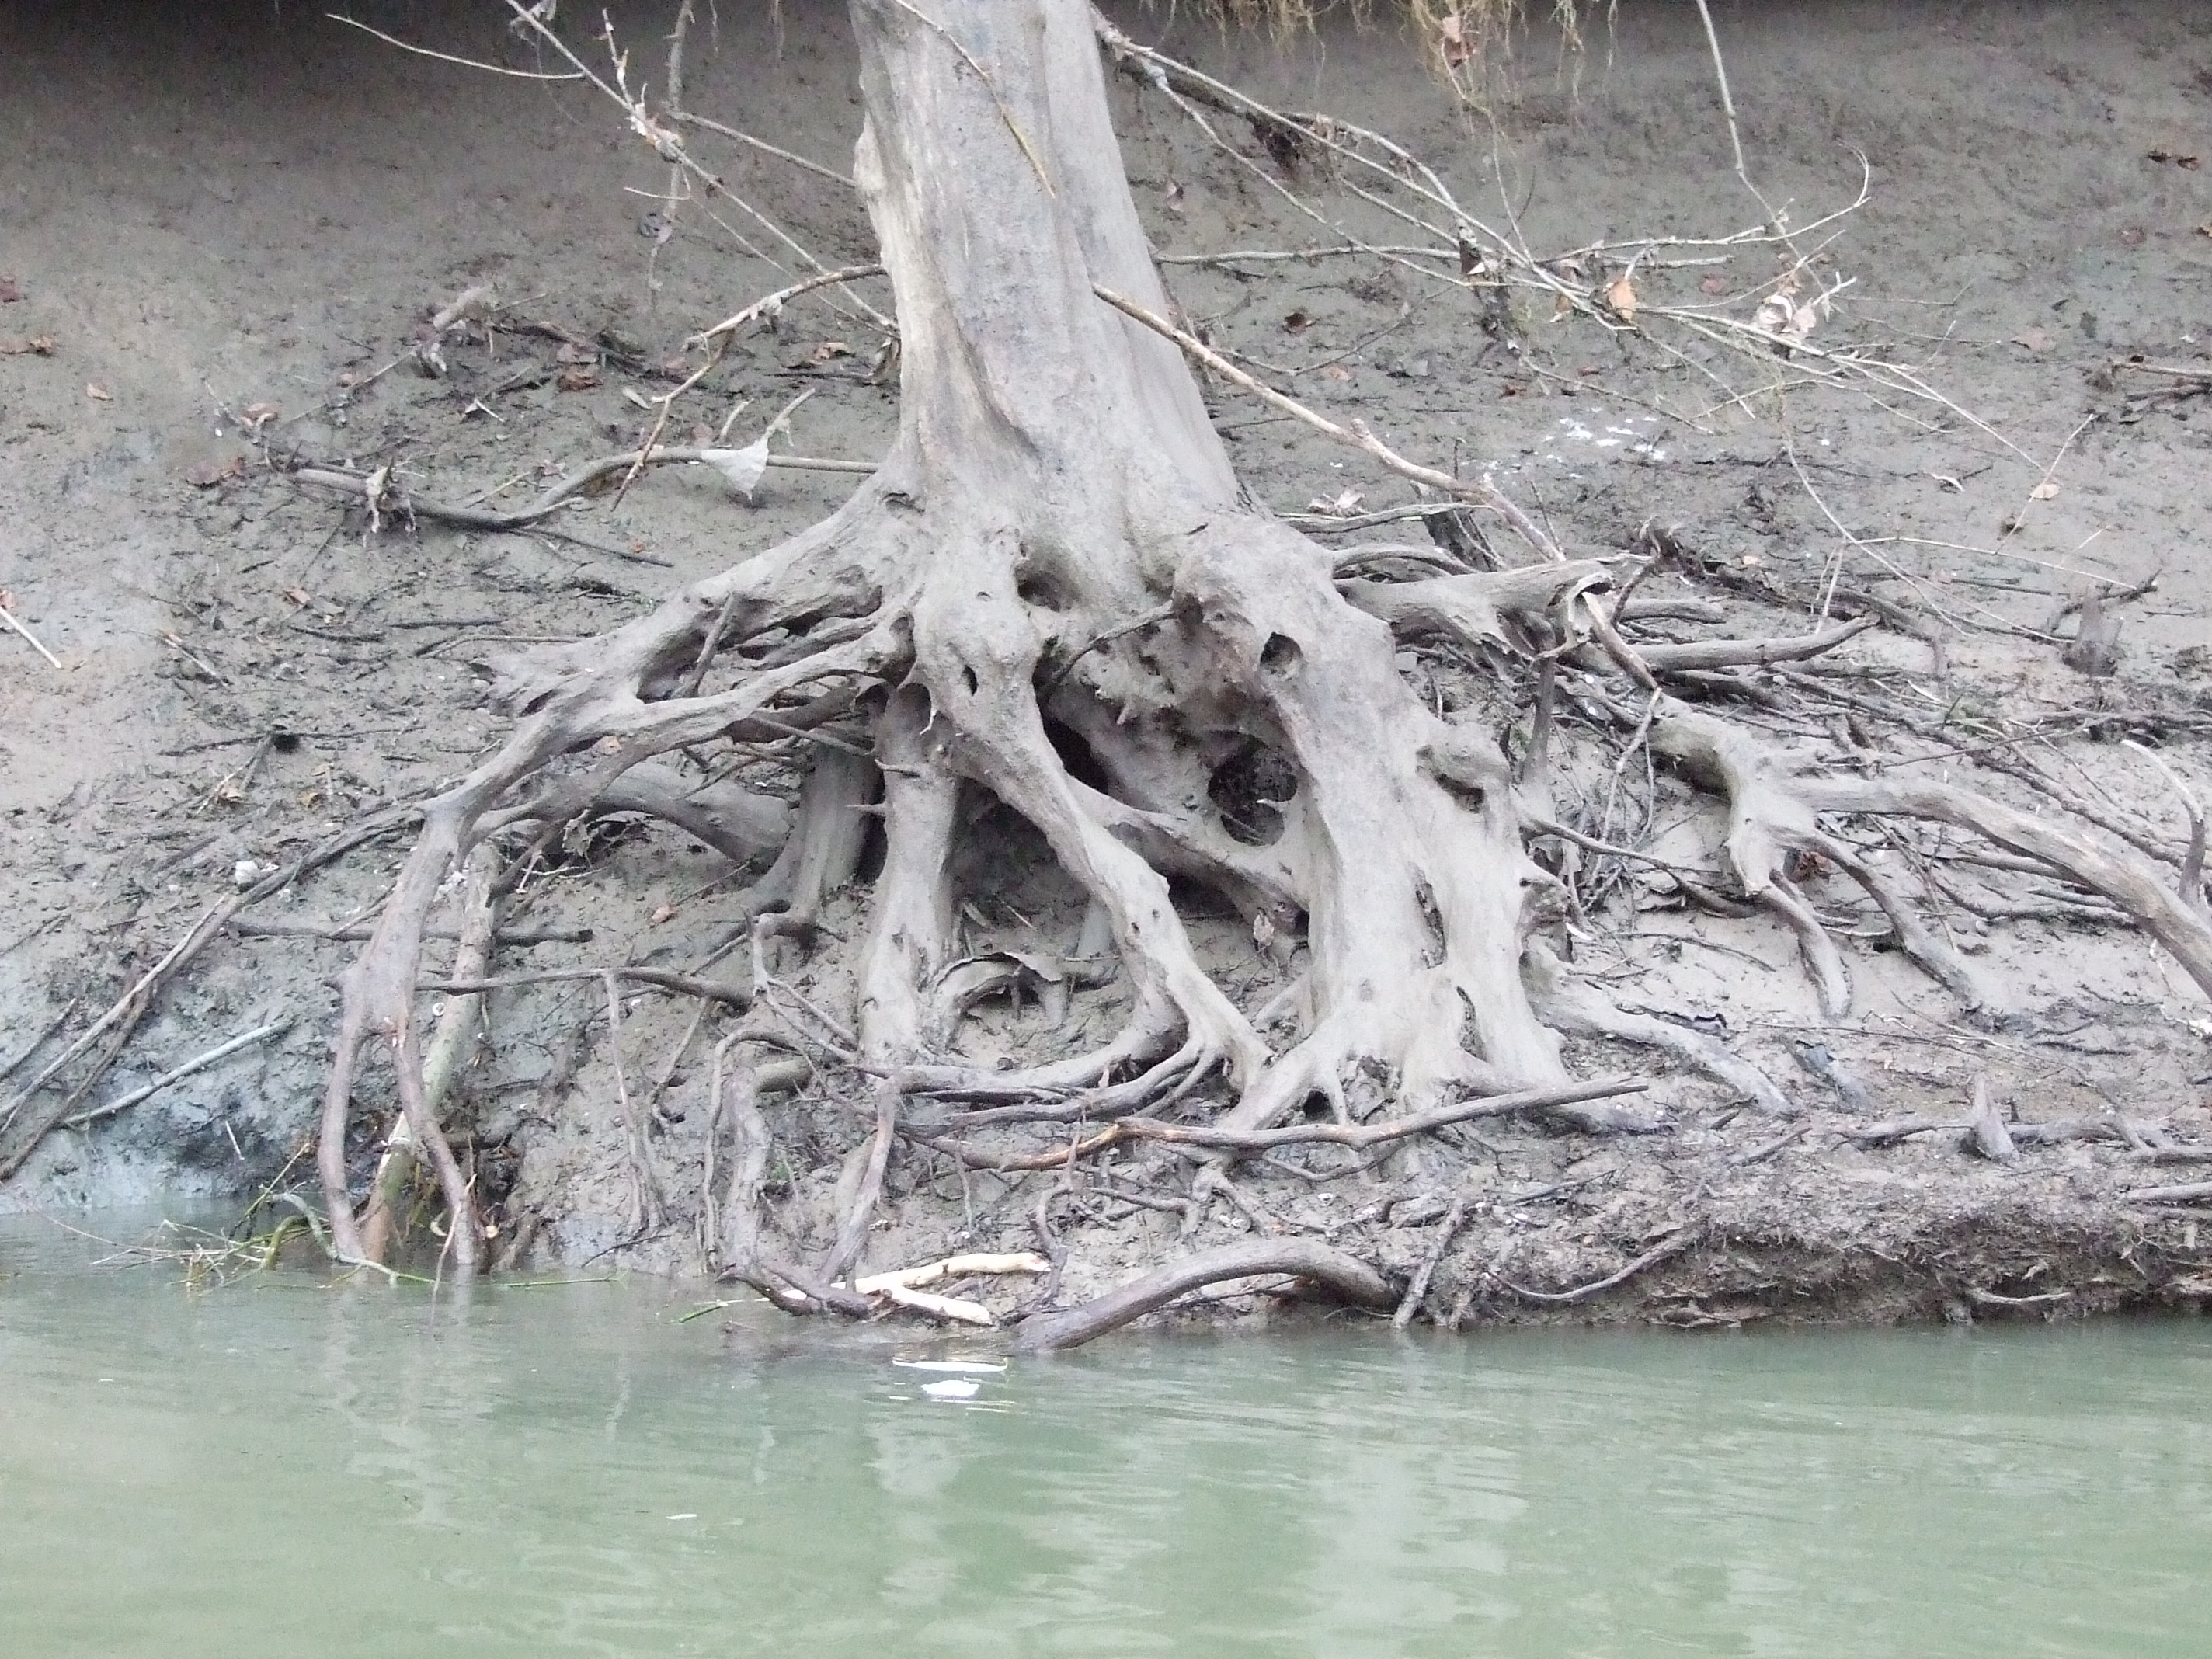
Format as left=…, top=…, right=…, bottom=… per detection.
left=0, top=600, right=62, bottom=667
left=1094, top=285, right=1568, bottom=562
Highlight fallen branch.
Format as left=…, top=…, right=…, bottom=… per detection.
left=290, top=446, right=876, bottom=537
left=1012, top=1238, right=1394, bottom=1352
left=61, top=1019, right=293, bottom=1129
left=2125, top=1181, right=2212, bottom=1207
left=1635, top=615, right=1874, bottom=673
left=1393, top=1193, right=1470, bottom=1329
left=421, top=965, right=750, bottom=1008
left=853, top=1251, right=1051, bottom=1293
left=232, top=916, right=591, bottom=946
left=688, top=263, right=886, bottom=344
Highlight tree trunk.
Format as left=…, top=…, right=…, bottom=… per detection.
left=840, top=0, right=1574, bottom=1126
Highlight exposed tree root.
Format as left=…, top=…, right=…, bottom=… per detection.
left=254, top=0, right=2212, bottom=1344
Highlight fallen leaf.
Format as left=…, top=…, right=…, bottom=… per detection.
left=1437, top=12, right=1473, bottom=68
left=2029, top=480, right=2060, bottom=500
left=1306, top=488, right=1365, bottom=516
left=2011, top=325, right=2051, bottom=352
left=0, top=276, right=20, bottom=303
left=242, top=401, right=280, bottom=426
left=649, top=904, right=678, bottom=926
left=556, top=365, right=601, bottom=391
left=0, top=335, right=54, bottom=356
left=2120, top=224, right=2147, bottom=247
left=700, top=438, right=770, bottom=502
left=555, top=341, right=598, bottom=366
left=1163, top=179, right=1187, bottom=217
left=811, top=339, right=853, bottom=362
left=1320, top=363, right=1351, bottom=381
left=1699, top=273, right=1730, bottom=297
left=1282, top=308, right=1313, bottom=334
left=283, top=587, right=315, bottom=609
left=2198, top=221, right=2212, bottom=239
left=85, top=383, right=112, bottom=402
left=621, top=386, right=653, bottom=410
left=185, top=456, right=246, bottom=489
left=1605, top=273, right=1639, bottom=322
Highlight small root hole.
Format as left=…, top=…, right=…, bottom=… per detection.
left=1260, top=633, right=1303, bottom=679
left=1209, top=739, right=1299, bottom=847
left=1437, top=775, right=1487, bottom=814
left=1015, top=572, right=1069, bottom=612
left=960, top=664, right=979, bottom=696
left=1044, top=719, right=1111, bottom=794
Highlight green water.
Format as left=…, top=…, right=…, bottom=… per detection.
left=4, top=1216, right=2209, bottom=1657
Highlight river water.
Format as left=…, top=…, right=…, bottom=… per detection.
left=4, top=1214, right=2209, bottom=1657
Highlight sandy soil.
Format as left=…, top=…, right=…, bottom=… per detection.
left=3, top=0, right=2210, bottom=1329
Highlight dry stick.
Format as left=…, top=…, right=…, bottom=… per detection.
left=689, top=263, right=886, bottom=345
left=290, top=446, right=871, bottom=534
left=1012, top=1238, right=1395, bottom=1354
left=422, top=965, right=750, bottom=1008
left=1094, top=287, right=1570, bottom=564
left=2126, top=1181, right=2212, bottom=1207
left=233, top=916, right=590, bottom=946
left=668, top=110, right=857, bottom=188
left=0, top=600, right=61, bottom=667
left=499, top=0, right=885, bottom=325
left=1498, top=1225, right=1699, bottom=1305
left=2123, top=741, right=2209, bottom=915
left=0, top=905, right=238, bottom=1167
left=912, top=1078, right=1646, bottom=1173
left=1689, top=0, right=1786, bottom=242
left=329, top=14, right=586, bottom=80
left=62, top=1020, right=294, bottom=1130
left=1392, top=1194, right=1471, bottom=1330
left=0, top=998, right=79, bottom=1087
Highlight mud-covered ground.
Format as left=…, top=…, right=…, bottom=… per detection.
left=3, top=0, right=2210, bottom=1332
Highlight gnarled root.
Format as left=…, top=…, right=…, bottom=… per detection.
left=299, top=0, right=2210, bottom=1307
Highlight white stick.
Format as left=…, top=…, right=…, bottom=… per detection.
left=64, top=1019, right=292, bottom=1129
left=0, top=603, right=61, bottom=667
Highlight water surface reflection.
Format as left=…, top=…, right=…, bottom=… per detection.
left=3, top=1216, right=2207, bottom=1656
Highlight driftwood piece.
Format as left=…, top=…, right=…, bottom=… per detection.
left=1012, top=1239, right=1394, bottom=1352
